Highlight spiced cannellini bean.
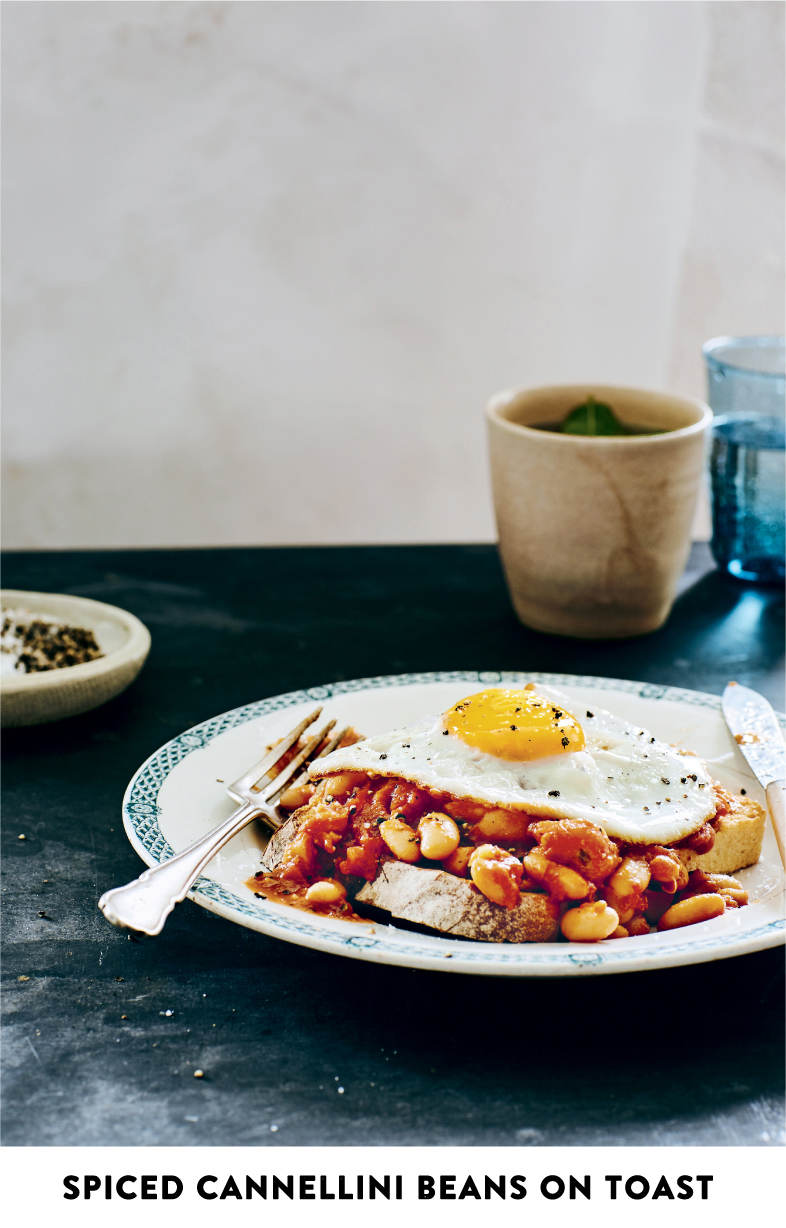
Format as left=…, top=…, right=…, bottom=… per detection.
left=561, top=901, right=619, bottom=942
left=719, top=886, right=748, bottom=907
left=705, top=873, right=748, bottom=906
left=379, top=818, right=421, bottom=863
left=305, top=880, right=347, bottom=906
left=469, top=844, right=523, bottom=909
left=648, top=854, right=689, bottom=894
left=608, top=856, right=651, bottom=898
left=323, top=772, right=366, bottom=800
left=418, top=813, right=460, bottom=860
left=523, top=849, right=590, bottom=901
left=658, top=893, right=725, bottom=931
left=605, top=856, right=651, bottom=922
left=704, top=872, right=744, bottom=890
left=278, top=781, right=313, bottom=810
left=471, top=808, right=530, bottom=843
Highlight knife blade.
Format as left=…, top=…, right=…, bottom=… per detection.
left=722, top=682, right=786, bottom=869
left=722, top=682, right=786, bottom=785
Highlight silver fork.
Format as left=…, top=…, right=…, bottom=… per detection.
left=98, top=706, right=346, bottom=936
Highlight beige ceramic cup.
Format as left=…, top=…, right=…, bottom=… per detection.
left=486, top=384, right=713, bottom=638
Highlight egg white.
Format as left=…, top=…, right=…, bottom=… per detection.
left=310, top=686, right=716, bottom=844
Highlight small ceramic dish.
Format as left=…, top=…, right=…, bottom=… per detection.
left=1, top=589, right=151, bottom=727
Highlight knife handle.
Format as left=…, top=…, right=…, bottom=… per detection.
left=765, top=780, right=786, bottom=871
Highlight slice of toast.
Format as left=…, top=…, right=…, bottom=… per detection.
left=355, top=861, right=559, bottom=942
left=677, top=792, right=766, bottom=875
left=261, top=814, right=303, bottom=872
left=261, top=817, right=559, bottom=940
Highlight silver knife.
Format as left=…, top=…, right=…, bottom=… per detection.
left=722, top=682, right=786, bottom=869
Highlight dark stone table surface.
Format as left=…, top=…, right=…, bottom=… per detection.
left=2, top=544, right=784, bottom=1147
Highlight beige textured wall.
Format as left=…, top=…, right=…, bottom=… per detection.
left=2, top=1, right=784, bottom=548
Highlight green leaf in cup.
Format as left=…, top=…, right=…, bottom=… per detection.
left=559, top=395, right=633, bottom=436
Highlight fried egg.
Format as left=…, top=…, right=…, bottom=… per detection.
left=309, top=685, right=716, bottom=844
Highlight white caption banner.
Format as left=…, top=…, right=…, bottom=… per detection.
left=1, top=1145, right=779, bottom=1227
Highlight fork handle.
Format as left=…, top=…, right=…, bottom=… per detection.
left=98, top=799, right=269, bottom=936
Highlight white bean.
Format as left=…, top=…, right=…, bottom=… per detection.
left=305, top=880, right=347, bottom=906
left=418, top=813, right=460, bottom=860
left=379, top=818, right=421, bottom=863
left=560, top=901, right=619, bottom=942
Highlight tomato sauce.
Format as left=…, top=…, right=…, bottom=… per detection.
left=248, top=772, right=739, bottom=930
left=248, top=872, right=365, bottom=921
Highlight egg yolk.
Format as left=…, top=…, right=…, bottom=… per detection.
left=443, top=688, right=585, bottom=761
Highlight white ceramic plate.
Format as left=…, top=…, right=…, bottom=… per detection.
left=122, top=672, right=785, bottom=976
left=2, top=590, right=151, bottom=727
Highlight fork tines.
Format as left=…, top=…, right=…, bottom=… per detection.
left=259, top=718, right=338, bottom=805
left=229, top=705, right=323, bottom=800
left=278, top=724, right=352, bottom=797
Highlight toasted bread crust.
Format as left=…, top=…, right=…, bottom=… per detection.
left=261, top=814, right=303, bottom=872
left=356, top=861, right=559, bottom=942
left=677, top=793, right=765, bottom=874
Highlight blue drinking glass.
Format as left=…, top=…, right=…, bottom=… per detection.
left=703, top=336, right=785, bottom=584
